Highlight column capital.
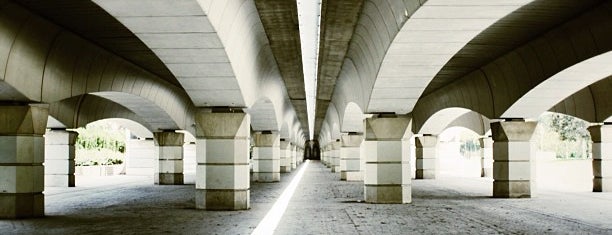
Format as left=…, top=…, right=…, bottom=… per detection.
left=195, top=110, right=249, bottom=139
left=588, top=123, right=612, bottom=143
left=415, top=134, right=437, bottom=148
left=0, top=103, right=49, bottom=135
left=341, top=133, right=363, bottom=147
left=490, top=120, right=537, bottom=142
left=364, top=114, right=411, bottom=141
left=153, top=131, right=184, bottom=146
left=253, top=131, right=280, bottom=147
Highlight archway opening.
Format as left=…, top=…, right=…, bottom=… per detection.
left=437, top=126, right=482, bottom=178
left=534, top=112, right=592, bottom=192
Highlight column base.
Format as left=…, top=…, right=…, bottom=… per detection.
left=253, top=172, right=280, bottom=182
left=280, top=166, right=292, bottom=173
left=493, top=180, right=531, bottom=198
left=332, top=166, right=340, bottom=173
left=155, top=173, right=184, bottom=185
left=45, top=175, right=75, bottom=187
left=593, top=177, right=612, bottom=192
left=195, top=189, right=249, bottom=210
left=415, top=169, right=436, bottom=179
left=364, top=185, right=411, bottom=204
left=481, top=168, right=492, bottom=178
left=0, top=193, right=45, bottom=218
left=341, top=171, right=362, bottom=181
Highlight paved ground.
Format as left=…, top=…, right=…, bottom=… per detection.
left=2, top=161, right=612, bottom=234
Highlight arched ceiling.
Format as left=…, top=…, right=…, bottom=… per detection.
left=423, top=0, right=604, bottom=96
left=13, top=0, right=178, bottom=87
left=11, top=0, right=309, bottom=139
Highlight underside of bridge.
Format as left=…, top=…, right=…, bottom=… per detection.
left=1, top=0, right=612, bottom=233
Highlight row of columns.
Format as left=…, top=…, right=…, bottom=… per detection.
left=1, top=105, right=306, bottom=218
left=1, top=104, right=607, bottom=218
left=320, top=116, right=611, bottom=204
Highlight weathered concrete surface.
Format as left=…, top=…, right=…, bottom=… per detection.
left=3, top=161, right=612, bottom=234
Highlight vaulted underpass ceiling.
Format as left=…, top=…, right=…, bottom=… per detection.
left=13, top=0, right=180, bottom=87
left=423, top=0, right=605, bottom=96
left=254, top=0, right=309, bottom=138
left=313, top=0, right=364, bottom=139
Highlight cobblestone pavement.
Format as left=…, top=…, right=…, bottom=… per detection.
left=2, top=161, right=612, bottom=234
left=276, top=161, right=612, bottom=234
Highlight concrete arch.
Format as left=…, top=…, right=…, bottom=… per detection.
left=321, top=0, right=531, bottom=137
left=320, top=122, right=332, bottom=145
left=418, top=108, right=490, bottom=136
left=48, top=95, right=159, bottom=133
left=88, top=118, right=154, bottom=139
left=411, top=2, right=612, bottom=127
left=248, top=97, right=281, bottom=131
left=0, top=2, right=194, bottom=132
left=347, top=0, right=531, bottom=114
left=550, top=75, right=612, bottom=123
left=93, top=0, right=304, bottom=138
left=439, top=126, right=481, bottom=140
left=504, top=51, right=612, bottom=119
left=324, top=103, right=342, bottom=141
left=340, top=102, right=364, bottom=133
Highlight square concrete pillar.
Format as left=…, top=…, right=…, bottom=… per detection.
left=340, top=133, right=363, bottom=181
left=331, top=141, right=341, bottom=173
left=0, top=104, right=48, bottom=218
left=252, top=132, right=281, bottom=182
left=588, top=124, right=612, bottom=192
left=44, top=129, right=77, bottom=187
left=323, top=146, right=330, bottom=167
left=363, top=114, right=412, bottom=204
left=491, top=120, right=537, bottom=198
left=291, top=145, right=298, bottom=170
left=415, top=135, right=438, bottom=179
left=153, top=131, right=184, bottom=185
left=479, top=136, right=493, bottom=178
left=280, top=140, right=292, bottom=173
left=195, top=110, right=250, bottom=210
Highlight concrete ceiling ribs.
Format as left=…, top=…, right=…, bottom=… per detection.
left=367, top=0, right=531, bottom=114
left=92, top=0, right=244, bottom=107
left=254, top=0, right=309, bottom=138
left=313, top=0, right=364, bottom=139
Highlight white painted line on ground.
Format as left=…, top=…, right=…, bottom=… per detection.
left=252, top=160, right=311, bottom=235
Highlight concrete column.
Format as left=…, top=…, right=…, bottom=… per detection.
left=299, top=147, right=304, bottom=163
left=291, top=145, right=298, bottom=170
left=0, top=104, right=48, bottom=218
left=491, top=120, right=537, bottom=198
left=363, top=114, right=411, bottom=203
left=320, top=146, right=327, bottom=165
left=340, top=133, right=363, bottom=181
left=331, top=141, right=341, bottom=173
left=195, top=110, right=250, bottom=210
left=360, top=140, right=366, bottom=181
left=44, top=129, right=77, bottom=187
left=153, top=131, right=184, bottom=185
left=588, top=124, right=612, bottom=192
left=280, top=140, right=291, bottom=173
left=479, top=136, right=493, bottom=178
left=252, top=132, right=280, bottom=182
left=415, top=134, right=438, bottom=179
left=323, top=146, right=330, bottom=167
